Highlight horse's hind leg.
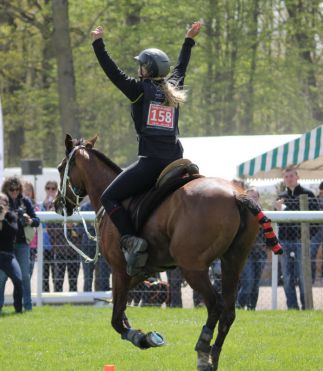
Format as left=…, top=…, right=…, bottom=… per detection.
left=181, top=269, right=223, bottom=371
left=210, top=256, right=245, bottom=370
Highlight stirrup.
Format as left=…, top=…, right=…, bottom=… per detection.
left=120, top=235, right=148, bottom=276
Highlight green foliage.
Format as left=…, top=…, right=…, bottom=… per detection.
left=0, top=0, right=322, bottom=167
left=0, top=306, right=322, bottom=370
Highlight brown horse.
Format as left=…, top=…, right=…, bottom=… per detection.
left=54, top=134, right=281, bottom=371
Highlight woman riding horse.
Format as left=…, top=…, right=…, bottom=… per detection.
left=91, top=21, right=201, bottom=277
left=55, top=134, right=282, bottom=371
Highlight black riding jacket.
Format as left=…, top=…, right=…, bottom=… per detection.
left=92, top=37, right=195, bottom=160
left=9, top=195, right=40, bottom=244
left=0, top=212, right=18, bottom=253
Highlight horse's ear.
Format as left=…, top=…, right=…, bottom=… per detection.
left=65, top=134, right=74, bottom=153
left=85, top=134, right=98, bottom=149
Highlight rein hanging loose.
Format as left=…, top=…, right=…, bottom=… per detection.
left=59, top=145, right=101, bottom=264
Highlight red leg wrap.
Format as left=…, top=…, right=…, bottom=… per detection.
left=262, top=222, right=272, bottom=230
left=256, top=211, right=283, bottom=255
left=264, top=231, right=276, bottom=239
left=256, top=211, right=266, bottom=221
left=272, top=243, right=283, bottom=255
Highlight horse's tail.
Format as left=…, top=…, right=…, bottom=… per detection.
left=236, top=193, right=283, bottom=255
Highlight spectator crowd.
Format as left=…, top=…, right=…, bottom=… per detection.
left=0, top=169, right=323, bottom=313
left=0, top=176, right=112, bottom=314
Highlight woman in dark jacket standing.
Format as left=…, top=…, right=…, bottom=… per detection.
left=91, top=21, right=201, bottom=276
left=0, top=192, right=22, bottom=313
left=0, top=176, right=40, bottom=311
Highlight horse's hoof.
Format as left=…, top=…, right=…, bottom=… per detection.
left=145, top=331, right=165, bottom=347
left=197, top=364, right=213, bottom=371
left=197, top=348, right=218, bottom=370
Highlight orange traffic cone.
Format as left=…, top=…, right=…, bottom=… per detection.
left=103, top=365, right=116, bottom=371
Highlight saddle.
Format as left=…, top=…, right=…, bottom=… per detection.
left=128, top=159, right=202, bottom=233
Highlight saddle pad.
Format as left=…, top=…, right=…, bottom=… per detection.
left=129, top=167, right=202, bottom=233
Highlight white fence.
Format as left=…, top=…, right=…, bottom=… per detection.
left=4, top=211, right=323, bottom=309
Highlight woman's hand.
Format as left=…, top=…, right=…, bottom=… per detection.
left=23, top=213, right=33, bottom=226
left=91, top=26, right=104, bottom=42
left=186, top=21, right=202, bottom=39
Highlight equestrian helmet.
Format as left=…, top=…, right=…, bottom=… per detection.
left=134, top=48, right=170, bottom=78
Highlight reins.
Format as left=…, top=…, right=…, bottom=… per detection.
left=59, top=145, right=102, bottom=263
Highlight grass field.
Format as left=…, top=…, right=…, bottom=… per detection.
left=0, top=305, right=322, bottom=371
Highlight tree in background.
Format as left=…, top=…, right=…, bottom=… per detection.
left=52, top=0, right=80, bottom=140
left=285, top=0, right=323, bottom=122
left=0, top=1, right=58, bottom=165
left=0, top=0, right=322, bottom=167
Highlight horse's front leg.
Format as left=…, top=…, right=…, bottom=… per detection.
left=111, top=271, right=132, bottom=334
left=111, top=271, right=165, bottom=350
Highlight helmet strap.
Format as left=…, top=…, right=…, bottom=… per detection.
left=151, top=77, right=165, bottom=81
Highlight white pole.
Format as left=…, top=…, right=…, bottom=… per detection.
left=271, top=253, right=278, bottom=309
left=36, top=224, right=44, bottom=306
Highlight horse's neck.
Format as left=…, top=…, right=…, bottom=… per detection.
left=82, top=157, right=118, bottom=213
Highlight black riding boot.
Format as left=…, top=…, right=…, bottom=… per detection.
left=120, top=235, right=148, bottom=276
left=101, top=198, right=148, bottom=276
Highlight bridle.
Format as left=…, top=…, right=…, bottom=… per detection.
left=60, top=145, right=87, bottom=209
left=57, top=144, right=100, bottom=263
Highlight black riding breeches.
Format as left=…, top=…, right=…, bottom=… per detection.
left=101, top=156, right=175, bottom=236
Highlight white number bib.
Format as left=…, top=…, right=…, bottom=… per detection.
left=146, top=103, right=175, bottom=130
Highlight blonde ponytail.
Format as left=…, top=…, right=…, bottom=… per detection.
left=159, top=80, right=187, bottom=107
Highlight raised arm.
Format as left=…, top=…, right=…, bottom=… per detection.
left=168, top=21, right=202, bottom=87
left=91, top=26, right=143, bottom=102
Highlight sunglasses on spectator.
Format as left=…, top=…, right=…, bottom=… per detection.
left=9, top=187, right=19, bottom=192
left=46, top=186, right=57, bottom=191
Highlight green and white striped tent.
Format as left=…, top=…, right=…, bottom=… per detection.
left=237, top=125, right=323, bottom=179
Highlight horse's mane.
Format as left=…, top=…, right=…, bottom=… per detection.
left=91, top=149, right=123, bottom=175
left=75, top=138, right=122, bottom=175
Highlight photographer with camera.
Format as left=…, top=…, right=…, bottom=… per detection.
left=0, top=192, right=22, bottom=313
left=0, top=176, right=40, bottom=311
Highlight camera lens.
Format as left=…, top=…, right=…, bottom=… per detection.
left=17, top=207, right=27, bottom=226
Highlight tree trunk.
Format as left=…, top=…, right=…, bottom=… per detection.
left=52, top=0, right=80, bottom=138
left=222, top=1, right=240, bottom=134
left=241, top=0, right=259, bottom=134
left=0, top=8, right=24, bottom=166
left=8, top=126, right=24, bottom=166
